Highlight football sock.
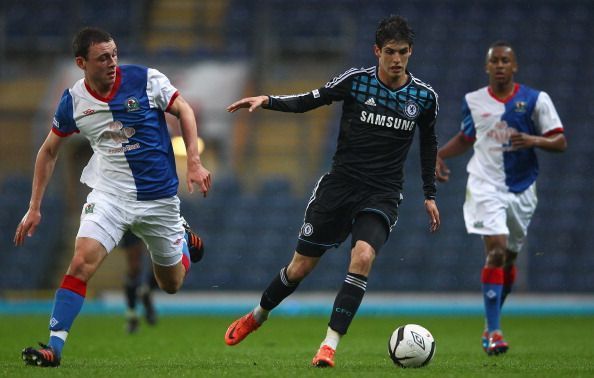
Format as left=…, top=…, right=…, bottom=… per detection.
left=481, top=267, right=503, bottom=332
left=124, top=275, right=140, bottom=310
left=259, top=266, right=299, bottom=311
left=321, top=327, right=341, bottom=350
left=500, top=265, right=517, bottom=308
left=328, top=272, right=367, bottom=335
left=48, top=275, right=87, bottom=357
left=180, top=237, right=191, bottom=273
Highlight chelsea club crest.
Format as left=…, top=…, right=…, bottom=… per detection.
left=404, top=100, right=420, bottom=119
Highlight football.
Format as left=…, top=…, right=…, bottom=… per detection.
left=388, top=324, right=436, bottom=368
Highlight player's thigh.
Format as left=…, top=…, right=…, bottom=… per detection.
left=506, top=183, right=538, bottom=253
left=132, top=196, right=184, bottom=267
left=463, top=176, right=508, bottom=235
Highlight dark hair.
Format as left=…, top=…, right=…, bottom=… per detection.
left=72, top=27, right=113, bottom=58
left=486, top=40, right=516, bottom=62
left=375, top=15, right=415, bottom=48
left=489, top=40, right=514, bottom=51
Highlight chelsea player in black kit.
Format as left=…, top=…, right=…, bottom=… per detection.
left=224, top=15, right=440, bottom=367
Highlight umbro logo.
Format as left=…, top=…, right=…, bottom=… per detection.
left=364, top=98, right=377, bottom=106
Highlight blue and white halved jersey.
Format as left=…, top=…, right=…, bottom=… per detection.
left=460, top=83, right=564, bottom=193
left=52, top=64, right=180, bottom=201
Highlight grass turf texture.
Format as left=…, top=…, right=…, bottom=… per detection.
left=0, top=315, right=592, bottom=377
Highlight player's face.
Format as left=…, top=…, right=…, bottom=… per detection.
left=485, top=46, right=517, bottom=85
left=374, top=40, right=412, bottom=87
left=77, top=40, right=118, bottom=93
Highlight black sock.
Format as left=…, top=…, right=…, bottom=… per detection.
left=328, top=272, right=367, bottom=335
left=260, top=266, right=299, bottom=311
left=124, top=276, right=140, bottom=310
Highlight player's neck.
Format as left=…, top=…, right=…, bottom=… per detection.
left=85, top=80, right=114, bottom=98
left=378, top=71, right=409, bottom=90
left=489, top=82, right=516, bottom=101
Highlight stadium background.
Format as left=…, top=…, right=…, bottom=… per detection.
left=0, top=0, right=592, bottom=302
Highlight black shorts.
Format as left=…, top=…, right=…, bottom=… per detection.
left=296, top=173, right=402, bottom=257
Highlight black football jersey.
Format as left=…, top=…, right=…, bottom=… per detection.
left=267, top=66, right=438, bottom=199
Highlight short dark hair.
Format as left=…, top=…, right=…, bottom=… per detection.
left=486, top=40, right=516, bottom=62
left=489, top=40, right=514, bottom=51
left=375, top=15, right=415, bottom=48
left=72, top=27, right=113, bottom=59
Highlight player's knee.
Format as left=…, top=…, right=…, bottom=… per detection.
left=67, top=255, right=94, bottom=281
left=287, top=259, right=316, bottom=282
left=349, top=242, right=376, bottom=274
left=486, top=247, right=506, bottom=267
left=158, top=279, right=182, bottom=294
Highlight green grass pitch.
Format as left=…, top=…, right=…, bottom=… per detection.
left=0, top=315, right=592, bottom=377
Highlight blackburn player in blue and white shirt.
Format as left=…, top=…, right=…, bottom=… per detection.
left=14, top=28, right=211, bottom=367
left=436, top=41, right=567, bottom=356
left=223, top=16, right=440, bottom=368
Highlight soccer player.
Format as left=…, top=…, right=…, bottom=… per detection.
left=435, top=41, right=566, bottom=355
left=224, top=15, right=440, bottom=368
left=14, top=27, right=211, bottom=367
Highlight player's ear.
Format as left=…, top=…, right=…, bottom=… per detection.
left=373, top=44, right=381, bottom=58
left=75, top=56, right=86, bottom=70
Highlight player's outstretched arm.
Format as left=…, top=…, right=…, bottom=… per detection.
left=424, top=199, right=440, bottom=233
left=14, top=131, right=64, bottom=246
left=227, top=96, right=269, bottom=113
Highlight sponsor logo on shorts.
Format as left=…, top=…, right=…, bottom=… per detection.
left=473, top=221, right=483, bottom=228
left=301, top=223, right=314, bottom=237
left=84, top=203, right=95, bottom=214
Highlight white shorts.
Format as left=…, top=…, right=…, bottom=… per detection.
left=76, top=189, right=185, bottom=266
left=463, top=175, right=538, bottom=253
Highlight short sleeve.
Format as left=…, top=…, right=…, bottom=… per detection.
left=146, top=68, right=179, bottom=111
left=52, top=89, right=79, bottom=137
left=533, top=91, right=563, bottom=136
left=460, top=96, right=476, bottom=141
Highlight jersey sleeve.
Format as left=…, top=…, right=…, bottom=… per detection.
left=146, top=68, right=179, bottom=112
left=459, top=96, right=476, bottom=141
left=266, top=68, right=352, bottom=113
left=533, top=91, right=563, bottom=136
left=418, top=95, right=439, bottom=200
left=51, top=89, right=79, bottom=137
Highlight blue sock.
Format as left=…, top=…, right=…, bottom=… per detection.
left=481, top=267, right=504, bottom=333
left=482, top=283, right=502, bottom=331
left=48, top=276, right=86, bottom=357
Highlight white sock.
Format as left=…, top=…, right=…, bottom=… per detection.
left=321, top=327, right=341, bottom=350
left=252, top=306, right=269, bottom=324
left=50, top=330, right=68, bottom=342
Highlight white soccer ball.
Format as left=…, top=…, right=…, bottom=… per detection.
left=388, top=324, right=436, bottom=368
